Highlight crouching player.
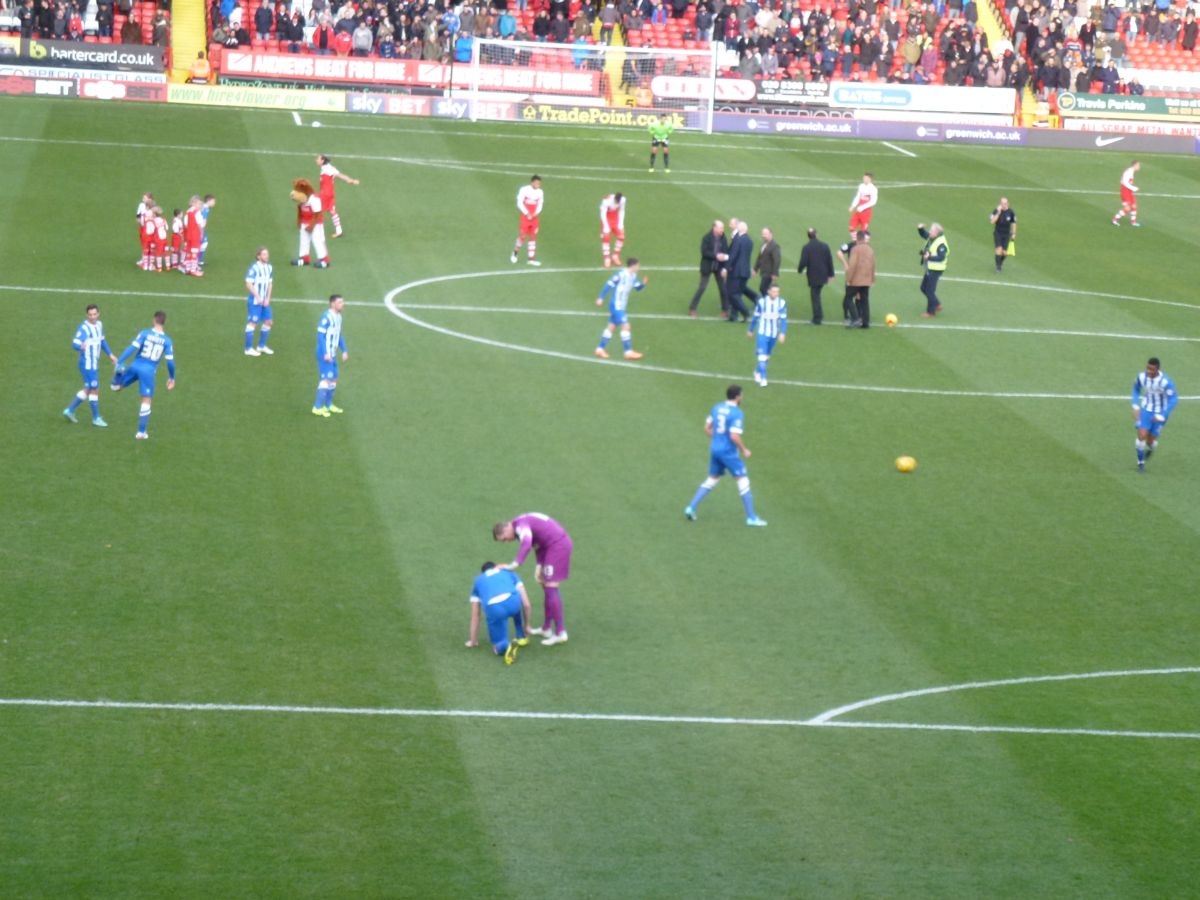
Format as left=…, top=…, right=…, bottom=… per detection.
left=111, top=311, right=176, bottom=440
left=466, top=562, right=533, bottom=665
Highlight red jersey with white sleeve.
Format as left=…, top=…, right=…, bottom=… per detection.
left=319, top=162, right=339, bottom=206
left=517, top=184, right=544, bottom=237
left=599, top=193, right=626, bottom=237
left=171, top=213, right=183, bottom=251
left=299, top=193, right=324, bottom=227
left=151, top=214, right=168, bottom=250
left=849, top=180, right=878, bottom=231
left=184, top=207, right=203, bottom=248
left=1120, top=166, right=1138, bottom=205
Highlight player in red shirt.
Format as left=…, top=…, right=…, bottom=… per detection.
left=136, top=192, right=154, bottom=269
left=599, top=192, right=626, bottom=268
left=1112, top=160, right=1141, bottom=227
left=847, top=172, right=877, bottom=239
left=511, top=175, right=544, bottom=266
left=150, top=207, right=169, bottom=272
left=181, top=195, right=205, bottom=276
left=169, top=208, right=183, bottom=270
left=317, top=154, right=360, bottom=238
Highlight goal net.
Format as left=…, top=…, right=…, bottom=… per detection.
left=467, top=37, right=718, bottom=133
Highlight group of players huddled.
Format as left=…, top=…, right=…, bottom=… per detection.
left=136, top=192, right=215, bottom=276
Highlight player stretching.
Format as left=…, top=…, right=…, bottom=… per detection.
left=244, top=246, right=274, bottom=356
left=63, top=303, right=118, bottom=427
left=317, top=154, right=360, bottom=238
left=748, top=284, right=788, bottom=387
left=595, top=257, right=647, bottom=361
left=1112, top=161, right=1141, bottom=227
left=599, top=192, right=626, bottom=268
left=313, top=294, right=348, bottom=417
left=848, top=172, right=877, bottom=239
left=111, top=311, right=176, bottom=440
left=684, top=384, right=767, bottom=527
left=465, top=562, right=533, bottom=665
left=648, top=114, right=673, bottom=172
left=1132, top=356, right=1177, bottom=472
left=511, top=174, right=544, bottom=266
left=493, top=512, right=574, bottom=646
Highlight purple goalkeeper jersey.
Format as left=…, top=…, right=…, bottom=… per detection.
left=511, top=512, right=570, bottom=565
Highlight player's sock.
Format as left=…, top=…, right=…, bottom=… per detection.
left=602, top=238, right=610, bottom=264
left=598, top=329, right=612, bottom=350
left=736, top=476, right=757, bottom=518
left=649, top=151, right=655, bottom=168
left=756, top=360, right=767, bottom=382
left=664, top=151, right=670, bottom=169
left=621, top=330, right=632, bottom=353
left=614, top=239, right=623, bottom=260
left=199, top=242, right=208, bottom=266
left=527, top=240, right=536, bottom=261
left=138, top=402, right=151, bottom=435
left=1130, top=210, right=1138, bottom=224
left=1113, top=210, right=1125, bottom=221
left=315, top=383, right=329, bottom=408
left=544, top=586, right=564, bottom=634
left=67, top=390, right=86, bottom=414
left=245, top=324, right=255, bottom=350
left=688, top=477, right=717, bottom=510
left=88, top=395, right=100, bottom=418
left=331, top=210, right=342, bottom=234
left=258, top=325, right=271, bottom=349
left=996, top=254, right=1005, bottom=271
left=326, top=385, right=336, bottom=409
left=1135, top=438, right=1146, bottom=463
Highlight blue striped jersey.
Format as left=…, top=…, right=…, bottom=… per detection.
left=750, top=294, right=788, bottom=338
left=707, top=401, right=744, bottom=456
left=599, top=268, right=644, bottom=312
left=245, top=260, right=273, bottom=303
left=73, top=320, right=110, bottom=370
left=1132, top=370, right=1178, bottom=416
left=126, top=329, right=174, bottom=369
left=317, top=310, right=344, bottom=360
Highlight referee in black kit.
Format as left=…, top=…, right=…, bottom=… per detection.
left=990, top=197, right=1017, bottom=273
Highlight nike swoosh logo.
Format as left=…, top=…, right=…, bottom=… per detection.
left=1095, top=136, right=1125, bottom=147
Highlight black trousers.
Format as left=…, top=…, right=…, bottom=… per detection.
left=808, top=284, right=824, bottom=323
left=921, top=270, right=943, bottom=313
left=854, top=286, right=870, bottom=326
left=725, top=278, right=756, bottom=320
left=688, top=270, right=727, bottom=314
left=758, top=275, right=776, bottom=297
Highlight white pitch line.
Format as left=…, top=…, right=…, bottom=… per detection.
left=2, top=696, right=1197, bottom=741
left=1, top=133, right=1197, bottom=200
left=291, top=111, right=303, bottom=127
left=807, top=666, right=1200, bottom=723
left=882, top=140, right=918, bottom=158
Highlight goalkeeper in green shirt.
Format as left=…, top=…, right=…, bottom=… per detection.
left=648, top=115, right=674, bottom=172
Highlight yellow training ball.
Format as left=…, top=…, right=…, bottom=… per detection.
left=885, top=313, right=899, bottom=327
left=895, top=456, right=917, bottom=473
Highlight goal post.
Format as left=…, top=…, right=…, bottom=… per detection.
left=467, top=38, right=718, bottom=133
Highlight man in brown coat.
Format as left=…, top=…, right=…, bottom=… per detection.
left=838, top=231, right=876, bottom=328
left=753, top=227, right=781, bottom=297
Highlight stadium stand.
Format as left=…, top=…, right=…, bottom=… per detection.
left=0, top=0, right=171, bottom=48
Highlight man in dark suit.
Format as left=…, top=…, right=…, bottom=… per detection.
left=796, top=227, right=835, bottom=324
left=753, top=227, right=781, bottom=298
left=688, top=219, right=729, bottom=318
left=724, top=219, right=757, bottom=323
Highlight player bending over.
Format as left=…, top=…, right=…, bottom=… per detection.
left=465, top=561, right=533, bottom=665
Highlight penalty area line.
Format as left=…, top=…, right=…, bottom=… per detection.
left=2, top=697, right=1198, bottom=741
left=292, top=111, right=303, bottom=127
left=882, top=141, right=918, bottom=158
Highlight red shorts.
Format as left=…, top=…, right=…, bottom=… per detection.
left=849, top=208, right=874, bottom=231
left=321, top=191, right=336, bottom=213
left=601, top=225, right=624, bottom=240
left=519, top=215, right=539, bottom=238
left=149, top=240, right=165, bottom=255
left=172, top=236, right=182, bottom=252
left=1120, top=187, right=1136, bottom=206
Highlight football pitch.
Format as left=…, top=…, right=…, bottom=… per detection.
left=2, top=96, right=1200, bottom=897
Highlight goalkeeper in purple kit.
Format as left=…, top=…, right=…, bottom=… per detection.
left=493, top=512, right=574, bottom=646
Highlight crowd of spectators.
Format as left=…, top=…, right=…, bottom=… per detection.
left=5, top=0, right=170, bottom=45
left=199, top=0, right=1198, bottom=91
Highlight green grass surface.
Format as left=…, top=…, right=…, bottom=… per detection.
left=2, top=96, right=1199, bottom=897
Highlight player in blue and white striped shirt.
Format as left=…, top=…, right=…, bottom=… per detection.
left=112, top=311, right=176, bottom=440
left=313, top=294, right=348, bottom=417
left=1132, top=356, right=1178, bottom=472
left=748, top=285, right=788, bottom=387
left=244, top=247, right=274, bottom=356
left=63, top=304, right=118, bottom=427
left=594, top=258, right=648, bottom=361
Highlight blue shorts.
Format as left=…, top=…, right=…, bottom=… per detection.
left=609, top=309, right=629, bottom=327
left=708, top=449, right=746, bottom=479
left=118, top=363, right=157, bottom=398
left=247, top=299, right=272, bottom=323
left=484, top=594, right=524, bottom=648
left=1137, top=409, right=1167, bottom=437
left=755, top=335, right=777, bottom=358
left=318, top=360, right=339, bottom=381
left=79, top=366, right=99, bottom=390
